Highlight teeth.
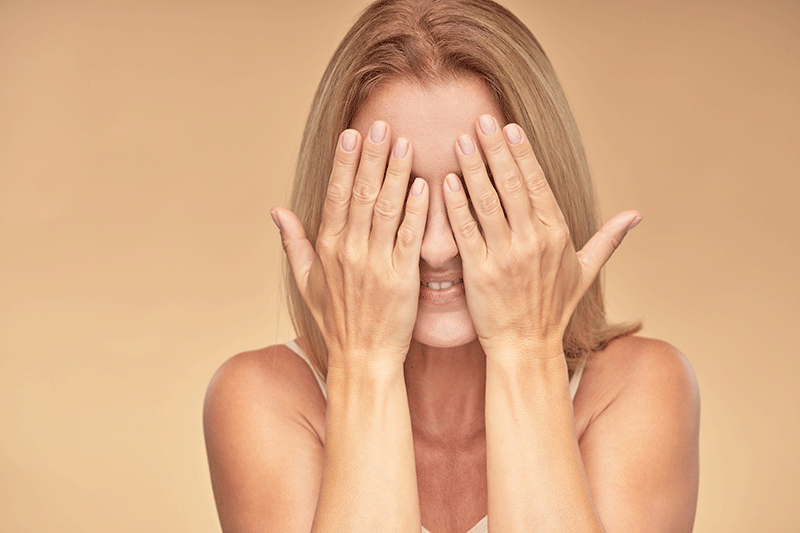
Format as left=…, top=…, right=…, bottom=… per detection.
left=422, top=279, right=463, bottom=290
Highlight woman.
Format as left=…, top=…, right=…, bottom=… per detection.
left=204, top=0, right=700, bottom=531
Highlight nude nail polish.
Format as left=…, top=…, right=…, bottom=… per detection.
left=411, top=177, right=424, bottom=197
left=370, top=121, right=386, bottom=143
left=458, top=135, right=475, bottom=156
left=394, top=138, right=408, bottom=159
left=504, top=124, right=522, bottom=145
left=446, top=174, right=462, bottom=192
left=627, top=216, right=643, bottom=233
left=342, top=130, right=357, bottom=152
left=479, top=114, right=496, bottom=135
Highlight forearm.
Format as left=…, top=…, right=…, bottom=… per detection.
left=311, top=361, right=420, bottom=533
left=485, top=351, right=604, bottom=533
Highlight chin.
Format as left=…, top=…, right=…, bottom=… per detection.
left=411, top=308, right=478, bottom=348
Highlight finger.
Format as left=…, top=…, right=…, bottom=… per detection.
left=443, top=173, right=487, bottom=265
left=576, top=210, right=643, bottom=291
left=455, top=133, right=510, bottom=248
left=503, top=123, right=565, bottom=228
left=370, top=137, right=414, bottom=256
left=347, top=120, right=392, bottom=243
left=318, top=130, right=361, bottom=239
left=392, top=177, right=429, bottom=272
left=474, top=115, right=534, bottom=233
left=272, top=207, right=316, bottom=296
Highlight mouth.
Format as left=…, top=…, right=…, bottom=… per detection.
left=418, top=277, right=465, bottom=306
left=420, top=279, right=463, bottom=290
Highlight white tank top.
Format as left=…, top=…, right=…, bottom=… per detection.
left=284, top=340, right=586, bottom=533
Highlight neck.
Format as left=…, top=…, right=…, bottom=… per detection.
left=404, top=338, right=486, bottom=446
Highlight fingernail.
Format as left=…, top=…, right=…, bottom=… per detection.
left=393, top=137, right=408, bottom=159
left=479, top=114, right=496, bottom=136
left=504, top=124, right=522, bottom=145
left=410, top=177, right=424, bottom=197
left=270, top=210, right=282, bottom=230
left=458, top=134, right=475, bottom=156
left=370, top=121, right=386, bottom=143
left=342, top=130, right=357, bottom=152
left=626, top=216, right=643, bottom=233
left=446, top=174, right=461, bottom=192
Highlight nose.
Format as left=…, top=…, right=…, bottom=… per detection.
left=419, top=189, right=458, bottom=268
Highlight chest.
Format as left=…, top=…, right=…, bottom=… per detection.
left=414, top=437, right=487, bottom=533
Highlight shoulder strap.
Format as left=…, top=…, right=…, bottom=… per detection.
left=284, top=340, right=327, bottom=400
left=569, top=357, right=586, bottom=401
left=285, top=340, right=583, bottom=404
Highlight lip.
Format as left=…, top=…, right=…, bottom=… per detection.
left=419, top=278, right=465, bottom=306
left=419, top=270, right=463, bottom=284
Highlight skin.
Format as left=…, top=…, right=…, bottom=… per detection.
left=203, top=76, right=700, bottom=533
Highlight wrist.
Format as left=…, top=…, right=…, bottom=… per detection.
left=480, top=335, right=564, bottom=365
left=326, top=341, right=409, bottom=371
left=485, top=348, right=571, bottom=406
left=325, top=360, right=408, bottom=413
left=326, top=355, right=406, bottom=388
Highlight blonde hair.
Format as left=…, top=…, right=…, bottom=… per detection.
left=286, top=0, right=640, bottom=378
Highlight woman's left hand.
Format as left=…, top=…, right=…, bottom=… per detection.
left=443, top=114, right=642, bottom=361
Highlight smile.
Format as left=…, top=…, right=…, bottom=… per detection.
left=421, top=279, right=463, bottom=290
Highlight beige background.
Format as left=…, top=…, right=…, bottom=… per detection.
left=1, top=0, right=798, bottom=531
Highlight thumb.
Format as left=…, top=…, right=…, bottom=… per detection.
left=271, top=207, right=315, bottom=293
left=576, top=210, right=642, bottom=289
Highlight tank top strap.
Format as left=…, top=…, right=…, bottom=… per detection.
left=284, top=340, right=327, bottom=400
left=284, top=341, right=585, bottom=404
left=569, top=356, right=586, bottom=401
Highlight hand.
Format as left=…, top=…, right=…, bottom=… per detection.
left=443, top=114, right=642, bottom=359
left=271, top=122, right=429, bottom=369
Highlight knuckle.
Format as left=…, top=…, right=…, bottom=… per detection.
left=448, top=191, right=471, bottom=213
left=457, top=218, right=481, bottom=240
left=351, top=180, right=378, bottom=205
left=512, top=141, right=535, bottom=160
left=475, top=190, right=502, bottom=216
left=602, top=228, right=622, bottom=250
left=528, top=235, right=546, bottom=255
left=448, top=195, right=474, bottom=224
left=333, top=150, right=358, bottom=173
left=404, top=196, right=425, bottom=217
left=372, top=196, right=398, bottom=222
left=395, top=224, right=416, bottom=248
left=526, top=170, right=550, bottom=193
left=326, top=182, right=350, bottom=205
left=487, top=140, right=507, bottom=157
left=360, top=145, right=387, bottom=165
left=463, top=157, right=486, bottom=176
left=316, top=237, right=335, bottom=256
left=339, top=239, right=362, bottom=265
left=384, top=163, right=408, bottom=183
left=551, top=225, right=570, bottom=248
left=498, top=170, right=524, bottom=195
left=282, top=237, right=299, bottom=255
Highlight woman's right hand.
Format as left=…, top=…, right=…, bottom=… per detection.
left=270, top=122, right=429, bottom=370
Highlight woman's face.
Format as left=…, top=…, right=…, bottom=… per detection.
left=350, top=76, right=505, bottom=348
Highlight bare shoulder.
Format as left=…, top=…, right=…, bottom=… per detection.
left=203, top=342, right=327, bottom=532
left=575, top=336, right=699, bottom=427
left=575, top=336, right=700, bottom=532
left=204, top=343, right=327, bottom=435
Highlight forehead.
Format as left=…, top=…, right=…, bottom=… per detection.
left=350, top=76, right=503, bottom=175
